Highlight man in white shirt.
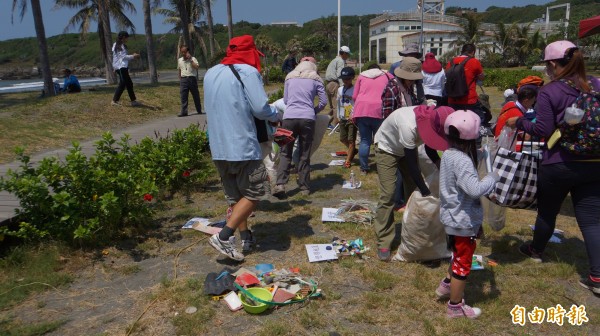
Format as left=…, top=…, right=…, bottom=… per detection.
left=177, top=46, right=202, bottom=117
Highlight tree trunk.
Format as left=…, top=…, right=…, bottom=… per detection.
left=30, top=0, right=54, bottom=96
left=177, top=0, right=192, bottom=52
left=143, top=0, right=158, bottom=84
left=98, top=0, right=116, bottom=84
left=204, top=0, right=215, bottom=58
left=226, top=0, right=233, bottom=41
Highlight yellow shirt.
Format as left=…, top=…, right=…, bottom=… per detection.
left=178, top=56, right=198, bottom=77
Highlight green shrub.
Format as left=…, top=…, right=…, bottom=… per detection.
left=268, top=87, right=284, bottom=103
left=481, top=53, right=504, bottom=69
left=267, top=66, right=285, bottom=83
left=484, top=68, right=543, bottom=90
left=0, top=125, right=211, bottom=245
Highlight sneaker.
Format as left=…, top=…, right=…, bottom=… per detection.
left=579, top=276, right=600, bottom=295
left=435, top=279, right=451, bottom=299
left=111, top=100, right=121, bottom=106
left=131, top=100, right=142, bottom=107
left=241, top=230, right=256, bottom=253
left=519, top=243, right=543, bottom=263
left=377, top=248, right=391, bottom=261
left=360, top=170, right=368, bottom=176
left=327, top=124, right=334, bottom=130
left=447, top=300, right=482, bottom=319
left=208, top=234, right=244, bottom=261
left=177, top=113, right=189, bottom=117
left=272, top=185, right=286, bottom=199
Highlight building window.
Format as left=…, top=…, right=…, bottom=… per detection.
left=372, top=30, right=376, bottom=35
left=439, top=37, right=443, bottom=41
left=411, top=25, right=417, bottom=30
left=380, top=27, right=386, bottom=33
left=430, top=43, right=434, bottom=47
left=439, top=43, right=442, bottom=47
left=430, top=37, right=434, bottom=41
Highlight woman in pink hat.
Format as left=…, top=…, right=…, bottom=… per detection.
left=507, top=41, right=600, bottom=295
left=421, top=52, right=446, bottom=107
left=372, top=105, right=454, bottom=261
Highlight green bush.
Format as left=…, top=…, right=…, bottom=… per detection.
left=268, top=87, right=284, bottom=103
left=484, top=68, right=543, bottom=90
left=0, top=125, right=211, bottom=245
left=266, top=66, right=285, bottom=83
left=481, top=53, right=504, bottom=69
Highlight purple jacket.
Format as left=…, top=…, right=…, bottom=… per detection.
left=516, top=76, right=600, bottom=165
left=283, top=78, right=327, bottom=120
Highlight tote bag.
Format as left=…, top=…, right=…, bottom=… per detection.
left=487, top=146, right=538, bottom=209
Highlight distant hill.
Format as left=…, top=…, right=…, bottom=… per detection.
left=480, top=0, right=600, bottom=24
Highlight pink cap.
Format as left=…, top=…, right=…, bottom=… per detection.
left=300, top=56, right=317, bottom=64
left=414, top=105, right=455, bottom=151
left=543, top=40, right=577, bottom=61
left=444, top=110, right=481, bottom=140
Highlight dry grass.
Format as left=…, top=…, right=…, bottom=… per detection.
left=1, top=86, right=599, bottom=335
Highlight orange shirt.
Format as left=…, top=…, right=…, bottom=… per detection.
left=446, top=56, right=483, bottom=105
left=494, top=101, right=524, bottom=137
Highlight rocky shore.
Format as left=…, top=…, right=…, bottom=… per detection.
left=0, top=65, right=105, bottom=80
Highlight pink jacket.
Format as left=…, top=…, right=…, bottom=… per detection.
left=351, top=69, right=393, bottom=119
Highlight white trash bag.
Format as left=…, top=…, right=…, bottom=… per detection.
left=393, top=173, right=450, bottom=262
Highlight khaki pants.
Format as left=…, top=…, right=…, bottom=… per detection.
left=326, top=81, right=340, bottom=126
left=373, top=148, right=417, bottom=250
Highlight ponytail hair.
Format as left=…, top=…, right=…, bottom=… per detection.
left=553, top=48, right=590, bottom=92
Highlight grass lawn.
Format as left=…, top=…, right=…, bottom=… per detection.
left=0, top=85, right=598, bottom=335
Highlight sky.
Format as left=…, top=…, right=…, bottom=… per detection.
left=1, top=0, right=553, bottom=40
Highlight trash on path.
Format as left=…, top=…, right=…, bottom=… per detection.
left=472, top=255, right=484, bottom=271
left=182, top=217, right=226, bottom=235
left=342, top=180, right=362, bottom=189
left=330, top=151, right=348, bottom=157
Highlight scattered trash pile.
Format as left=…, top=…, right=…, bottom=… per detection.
left=204, top=264, right=322, bottom=314
left=332, top=237, right=369, bottom=257
left=335, top=199, right=377, bottom=225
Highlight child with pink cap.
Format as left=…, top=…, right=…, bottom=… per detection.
left=435, top=109, right=499, bottom=319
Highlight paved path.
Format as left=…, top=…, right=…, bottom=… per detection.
left=0, top=113, right=207, bottom=224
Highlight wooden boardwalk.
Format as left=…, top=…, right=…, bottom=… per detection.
left=0, top=114, right=207, bottom=224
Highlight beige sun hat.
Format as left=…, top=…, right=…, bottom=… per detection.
left=393, top=57, right=424, bottom=80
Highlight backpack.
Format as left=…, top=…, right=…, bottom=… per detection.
left=558, top=79, right=600, bottom=155
left=445, top=56, right=474, bottom=98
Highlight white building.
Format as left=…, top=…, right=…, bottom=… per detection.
left=368, top=0, right=565, bottom=64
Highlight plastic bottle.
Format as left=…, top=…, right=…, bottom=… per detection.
left=349, top=170, right=356, bottom=188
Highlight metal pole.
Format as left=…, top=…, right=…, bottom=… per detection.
left=420, top=0, right=424, bottom=55
left=337, top=0, right=341, bottom=54
left=359, top=17, right=362, bottom=72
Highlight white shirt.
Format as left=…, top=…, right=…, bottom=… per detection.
left=336, top=85, right=354, bottom=120
left=422, top=70, right=446, bottom=97
left=374, top=106, right=423, bottom=157
left=178, top=56, right=199, bottom=77
left=112, top=43, right=134, bottom=69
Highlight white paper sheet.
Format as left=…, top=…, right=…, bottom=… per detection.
left=305, top=244, right=338, bottom=262
left=328, top=159, right=346, bottom=166
left=321, top=208, right=344, bottom=222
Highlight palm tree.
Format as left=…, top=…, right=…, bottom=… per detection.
left=155, top=0, right=217, bottom=66
left=226, top=0, right=233, bottom=40
left=143, top=0, right=159, bottom=84
left=203, top=0, right=215, bottom=58
left=12, top=0, right=55, bottom=96
left=54, top=0, right=137, bottom=85
left=176, top=0, right=192, bottom=51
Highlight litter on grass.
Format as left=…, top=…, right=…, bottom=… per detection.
left=330, top=151, right=348, bottom=157
left=206, top=265, right=323, bottom=314
left=321, top=208, right=344, bottom=222
left=329, top=159, right=346, bottom=166
left=335, top=199, right=377, bottom=225
left=305, top=244, right=338, bottom=262
left=332, top=237, right=369, bottom=257
left=342, top=180, right=362, bottom=189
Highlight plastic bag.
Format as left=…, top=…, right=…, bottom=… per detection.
left=496, top=126, right=516, bottom=151
left=393, top=173, right=450, bottom=262
left=478, top=142, right=506, bottom=231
